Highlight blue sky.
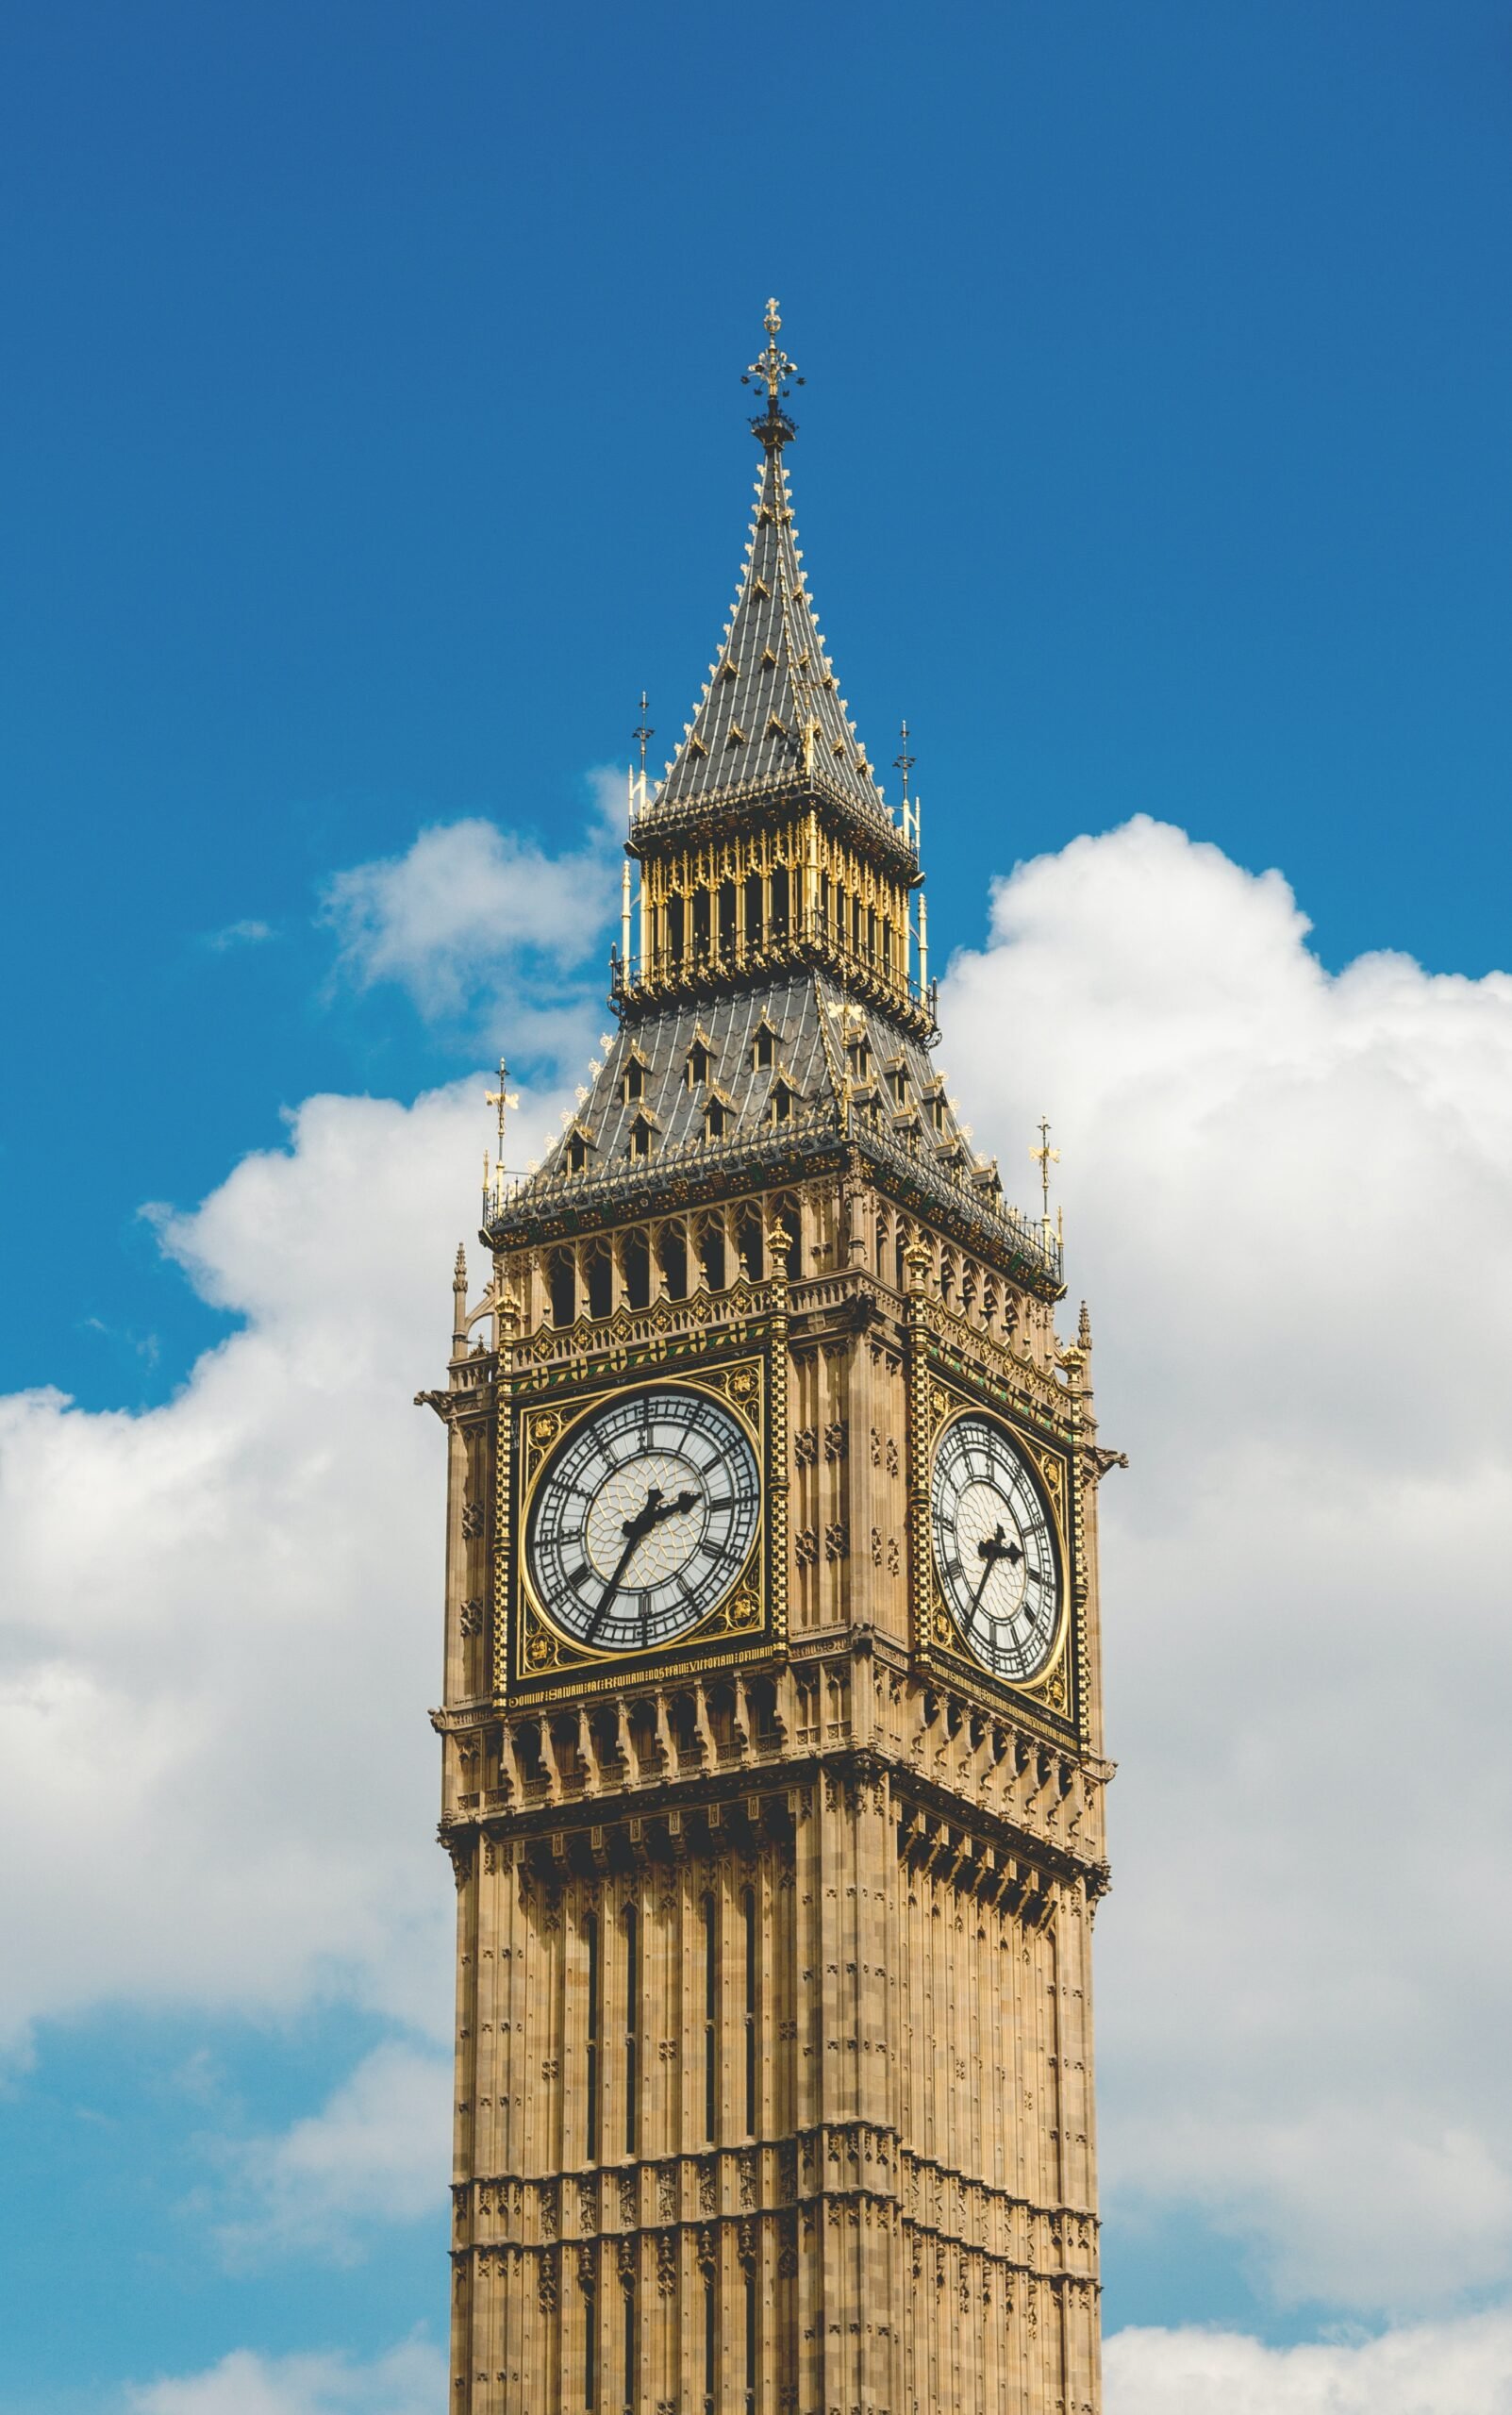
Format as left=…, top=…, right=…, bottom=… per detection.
left=3, top=5, right=1511, bottom=2409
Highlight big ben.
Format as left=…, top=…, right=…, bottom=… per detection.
left=424, top=304, right=1116, bottom=2415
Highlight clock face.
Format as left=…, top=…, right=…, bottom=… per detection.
left=930, top=1413, right=1063, bottom=1681
left=525, top=1386, right=761, bottom=1655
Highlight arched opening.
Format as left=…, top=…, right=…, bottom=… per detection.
left=735, top=1206, right=764, bottom=1281
left=656, top=1224, right=688, bottom=1300
left=623, top=1229, right=650, bottom=1311
left=697, top=1213, right=727, bottom=1291
left=586, top=1241, right=613, bottom=1321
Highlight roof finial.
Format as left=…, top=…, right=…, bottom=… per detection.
left=741, top=296, right=804, bottom=450
left=484, top=1058, right=521, bottom=1215
left=1031, top=1115, right=1060, bottom=1224
left=633, top=690, right=654, bottom=780
left=894, top=719, right=916, bottom=803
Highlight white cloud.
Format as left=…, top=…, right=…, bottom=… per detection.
left=217, top=2041, right=451, bottom=2265
left=0, top=1071, right=569, bottom=2052
left=1104, top=2307, right=1512, bottom=2414
left=319, top=776, right=622, bottom=1034
left=126, top=2337, right=444, bottom=2415
left=942, top=815, right=1512, bottom=2310
left=204, top=919, right=276, bottom=952
left=6, top=809, right=1512, bottom=2340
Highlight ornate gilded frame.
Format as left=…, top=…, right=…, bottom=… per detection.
left=907, top=1354, right=1083, bottom=1743
left=496, top=1347, right=787, bottom=1706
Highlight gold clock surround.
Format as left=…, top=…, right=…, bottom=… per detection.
left=498, top=1349, right=784, bottom=1701
left=911, top=1364, right=1080, bottom=1733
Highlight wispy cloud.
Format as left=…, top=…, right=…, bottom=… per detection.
left=126, top=2336, right=443, bottom=2415
left=201, top=919, right=275, bottom=953
left=1105, top=2307, right=1512, bottom=2413
left=213, top=2041, right=450, bottom=2267
left=318, top=770, right=623, bottom=1045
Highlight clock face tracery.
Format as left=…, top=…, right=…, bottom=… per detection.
left=930, top=1411, right=1063, bottom=1682
left=525, top=1385, right=761, bottom=1656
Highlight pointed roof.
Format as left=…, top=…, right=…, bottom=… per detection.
left=639, top=303, right=899, bottom=849
left=488, top=968, right=1061, bottom=1297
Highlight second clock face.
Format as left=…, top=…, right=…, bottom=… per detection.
left=931, top=1413, right=1063, bottom=1681
left=525, top=1385, right=761, bottom=1655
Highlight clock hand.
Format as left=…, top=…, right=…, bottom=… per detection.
left=967, top=1524, right=1021, bottom=1617
left=583, top=1489, right=664, bottom=1638
left=585, top=1485, right=703, bottom=1640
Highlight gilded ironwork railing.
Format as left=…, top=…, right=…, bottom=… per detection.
left=485, top=1099, right=1061, bottom=1287
left=630, top=764, right=916, bottom=865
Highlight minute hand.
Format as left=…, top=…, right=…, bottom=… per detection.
left=966, top=1524, right=1020, bottom=1617
left=586, top=1486, right=699, bottom=1639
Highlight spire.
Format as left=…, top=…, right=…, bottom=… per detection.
left=641, top=300, right=898, bottom=841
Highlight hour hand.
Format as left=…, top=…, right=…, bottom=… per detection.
left=968, top=1524, right=1019, bottom=1614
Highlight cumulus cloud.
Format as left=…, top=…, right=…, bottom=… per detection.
left=126, top=2337, right=444, bottom=2415
left=942, top=815, right=1512, bottom=2310
left=1104, top=2307, right=1512, bottom=2413
left=0, top=1071, right=568, bottom=2051
left=319, top=774, right=623, bottom=1041
left=6, top=809, right=1512, bottom=2351
left=217, top=2041, right=450, bottom=2265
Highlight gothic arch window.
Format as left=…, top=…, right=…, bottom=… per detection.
left=586, top=1241, right=613, bottom=1321
left=623, top=1902, right=640, bottom=2156
left=742, top=1885, right=759, bottom=2135
left=702, top=1891, right=718, bottom=2143
left=549, top=1248, right=576, bottom=1327
left=735, top=1206, right=764, bottom=1281
left=695, top=1212, right=727, bottom=1291
left=743, top=870, right=764, bottom=950
left=583, top=1909, right=601, bottom=2162
left=718, top=879, right=738, bottom=959
left=622, top=1229, right=650, bottom=1311
left=667, top=891, right=686, bottom=967
left=770, top=863, right=789, bottom=940
left=656, top=1224, right=687, bottom=1301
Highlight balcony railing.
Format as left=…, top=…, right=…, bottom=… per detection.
left=484, top=1099, right=1062, bottom=1288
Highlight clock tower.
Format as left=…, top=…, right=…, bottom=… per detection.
left=424, top=304, right=1116, bottom=2415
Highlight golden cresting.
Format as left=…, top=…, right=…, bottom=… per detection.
left=421, top=304, right=1119, bottom=2415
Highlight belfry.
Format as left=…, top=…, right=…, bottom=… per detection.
left=424, top=303, right=1115, bottom=2415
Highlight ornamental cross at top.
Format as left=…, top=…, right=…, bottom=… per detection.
left=745, top=296, right=799, bottom=399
